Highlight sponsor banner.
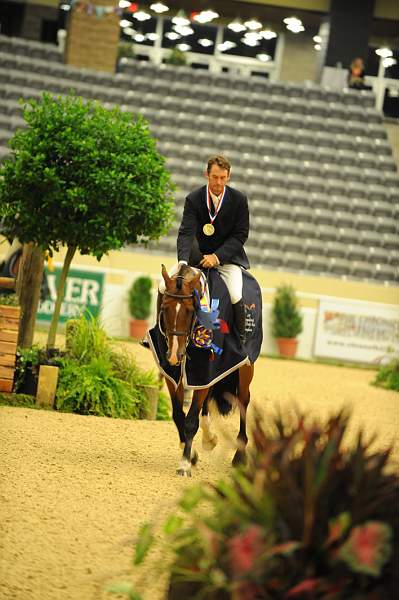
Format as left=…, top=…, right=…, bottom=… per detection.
left=37, top=267, right=104, bottom=323
left=314, top=299, right=399, bottom=364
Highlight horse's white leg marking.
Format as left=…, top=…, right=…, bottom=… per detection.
left=177, top=456, right=192, bottom=477
left=200, top=414, right=218, bottom=451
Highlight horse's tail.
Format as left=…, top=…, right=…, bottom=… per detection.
left=208, top=370, right=239, bottom=416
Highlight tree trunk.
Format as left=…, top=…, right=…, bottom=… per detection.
left=47, top=245, right=76, bottom=349
left=16, top=243, right=45, bottom=349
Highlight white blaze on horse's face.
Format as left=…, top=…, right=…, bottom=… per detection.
left=161, top=264, right=201, bottom=367
left=169, top=304, right=180, bottom=366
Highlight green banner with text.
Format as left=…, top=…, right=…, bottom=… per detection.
left=37, top=267, right=105, bottom=323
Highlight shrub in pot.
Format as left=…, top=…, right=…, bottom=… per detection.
left=128, top=275, right=152, bottom=339
left=271, top=284, right=303, bottom=357
left=114, top=410, right=399, bottom=600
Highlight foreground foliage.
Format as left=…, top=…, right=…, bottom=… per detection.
left=111, top=410, right=399, bottom=599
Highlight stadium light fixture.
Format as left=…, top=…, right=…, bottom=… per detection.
left=260, top=29, right=277, bottom=40
left=133, top=10, right=151, bottom=21
left=193, top=10, right=219, bottom=24
left=313, top=35, right=322, bottom=43
left=150, top=2, right=169, bottom=13
left=217, top=41, right=236, bottom=52
left=119, top=1, right=132, bottom=8
left=227, top=18, right=246, bottom=33
left=60, top=3, right=71, bottom=9
left=134, top=33, right=145, bottom=42
left=165, top=31, right=180, bottom=40
left=172, top=10, right=190, bottom=27
left=284, top=17, right=305, bottom=33
left=120, top=19, right=132, bottom=28
left=174, top=25, right=194, bottom=36
left=177, top=43, right=191, bottom=51
left=383, top=57, right=396, bottom=68
left=244, top=18, right=262, bottom=31
left=314, top=44, right=321, bottom=51
left=198, top=39, right=214, bottom=47
left=257, top=53, right=271, bottom=62
left=146, top=32, right=159, bottom=41
left=375, top=47, right=393, bottom=58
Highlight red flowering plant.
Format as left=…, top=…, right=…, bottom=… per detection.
left=108, top=410, right=399, bottom=600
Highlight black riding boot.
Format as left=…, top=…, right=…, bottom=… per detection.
left=140, top=291, right=163, bottom=348
left=232, top=299, right=246, bottom=345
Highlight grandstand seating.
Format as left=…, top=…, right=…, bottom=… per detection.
left=0, top=35, right=398, bottom=284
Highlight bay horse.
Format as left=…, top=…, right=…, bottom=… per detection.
left=159, top=263, right=255, bottom=477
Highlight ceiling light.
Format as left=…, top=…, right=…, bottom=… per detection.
left=146, top=33, right=159, bottom=41
left=375, top=47, right=393, bottom=58
left=172, top=10, right=190, bottom=27
left=218, top=41, right=236, bottom=52
left=119, top=0, right=132, bottom=8
left=198, top=38, right=214, bottom=47
left=174, top=25, right=194, bottom=36
left=287, top=23, right=305, bottom=33
left=284, top=17, right=302, bottom=26
left=120, top=19, right=132, bottom=28
left=242, top=37, right=260, bottom=47
left=260, top=29, right=277, bottom=40
left=134, top=33, right=145, bottom=42
left=243, top=31, right=261, bottom=41
left=257, top=53, right=271, bottom=62
left=123, top=27, right=136, bottom=36
left=177, top=43, right=191, bottom=51
left=193, top=9, right=219, bottom=24
left=244, top=18, right=262, bottom=30
left=383, top=57, right=396, bottom=68
left=313, top=35, right=322, bottom=43
left=133, top=10, right=151, bottom=21
left=165, top=31, right=180, bottom=40
left=314, top=44, right=321, bottom=51
left=228, top=18, right=246, bottom=33
left=150, top=2, right=169, bottom=13
left=60, top=3, right=71, bottom=9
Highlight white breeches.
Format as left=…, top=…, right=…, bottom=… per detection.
left=159, top=263, right=243, bottom=304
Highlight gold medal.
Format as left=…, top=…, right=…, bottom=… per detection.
left=203, top=223, right=215, bottom=236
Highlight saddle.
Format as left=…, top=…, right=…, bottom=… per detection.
left=148, top=269, right=263, bottom=390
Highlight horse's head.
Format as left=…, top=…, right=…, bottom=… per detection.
left=160, top=264, right=201, bottom=366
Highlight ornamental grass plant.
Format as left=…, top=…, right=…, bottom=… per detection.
left=112, top=410, right=399, bottom=599
left=55, top=315, right=168, bottom=419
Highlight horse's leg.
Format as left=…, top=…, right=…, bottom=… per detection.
left=166, top=379, right=186, bottom=447
left=232, top=363, right=254, bottom=466
left=177, top=388, right=208, bottom=477
left=200, top=396, right=218, bottom=451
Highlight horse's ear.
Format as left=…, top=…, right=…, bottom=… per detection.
left=161, top=264, right=172, bottom=286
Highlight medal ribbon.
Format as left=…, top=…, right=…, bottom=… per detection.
left=206, top=185, right=226, bottom=224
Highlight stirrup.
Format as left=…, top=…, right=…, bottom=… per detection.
left=139, top=338, right=150, bottom=349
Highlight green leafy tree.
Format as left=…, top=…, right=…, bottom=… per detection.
left=0, top=93, right=174, bottom=348
left=271, top=284, right=303, bottom=339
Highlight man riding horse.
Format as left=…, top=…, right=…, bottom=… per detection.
left=159, top=154, right=249, bottom=345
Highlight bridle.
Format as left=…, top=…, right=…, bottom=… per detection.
left=160, top=276, right=198, bottom=342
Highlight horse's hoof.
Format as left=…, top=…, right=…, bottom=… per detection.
left=176, top=468, right=192, bottom=477
left=202, top=434, right=218, bottom=451
left=232, top=450, right=247, bottom=467
left=190, top=450, right=199, bottom=466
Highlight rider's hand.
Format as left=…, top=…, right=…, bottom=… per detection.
left=199, top=254, right=219, bottom=269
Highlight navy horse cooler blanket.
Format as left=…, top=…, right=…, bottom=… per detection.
left=148, top=269, right=263, bottom=390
